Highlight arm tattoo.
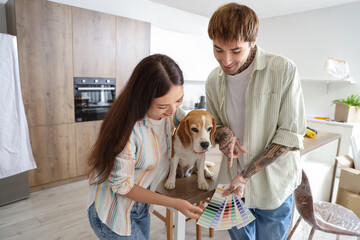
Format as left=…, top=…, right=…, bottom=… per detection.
left=241, top=144, right=292, bottom=180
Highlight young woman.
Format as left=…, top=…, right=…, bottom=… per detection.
left=87, top=54, right=204, bottom=239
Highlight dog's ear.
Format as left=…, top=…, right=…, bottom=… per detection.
left=177, top=118, right=192, bottom=149
left=210, top=116, right=216, bottom=147
left=171, top=134, right=176, bottom=158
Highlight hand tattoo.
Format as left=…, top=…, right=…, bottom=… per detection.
left=215, top=127, right=238, bottom=158
left=227, top=177, right=246, bottom=193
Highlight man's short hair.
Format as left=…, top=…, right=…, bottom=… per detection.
left=208, top=3, right=259, bottom=43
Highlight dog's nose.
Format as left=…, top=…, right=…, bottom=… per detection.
left=200, top=141, right=209, bottom=149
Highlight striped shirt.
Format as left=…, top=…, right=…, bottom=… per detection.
left=206, top=45, right=306, bottom=210
left=88, top=108, right=185, bottom=236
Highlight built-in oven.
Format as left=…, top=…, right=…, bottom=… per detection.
left=74, top=77, right=116, bottom=122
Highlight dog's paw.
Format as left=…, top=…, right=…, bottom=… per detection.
left=204, top=169, right=214, bottom=179
left=164, top=179, right=176, bottom=190
left=198, top=180, right=209, bottom=191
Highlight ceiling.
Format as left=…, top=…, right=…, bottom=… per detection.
left=1, top=0, right=359, bottom=18
left=150, top=0, right=360, bottom=19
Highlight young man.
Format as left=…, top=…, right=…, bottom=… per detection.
left=205, top=3, right=306, bottom=240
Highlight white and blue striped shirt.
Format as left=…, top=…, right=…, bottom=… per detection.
left=88, top=108, right=185, bottom=236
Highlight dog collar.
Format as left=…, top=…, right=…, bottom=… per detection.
left=193, top=150, right=207, bottom=154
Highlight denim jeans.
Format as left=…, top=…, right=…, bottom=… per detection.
left=88, top=201, right=150, bottom=240
left=228, top=193, right=294, bottom=240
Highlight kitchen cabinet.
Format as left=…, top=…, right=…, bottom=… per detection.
left=72, top=7, right=116, bottom=78
left=27, top=124, right=77, bottom=188
left=307, top=118, right=360, bottom=177
left=116, top=16, right=150, bottom=93
left=6, top=0, right=151, bottom=190
left=307, top=118, right=360, bottom=157
left=75, top=121, right=102, bottom=176
left=301, top=132, right=341, bottom=202
left=7, top=0, right=74, bottom=127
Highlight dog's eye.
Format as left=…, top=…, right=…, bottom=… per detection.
left=207, top=127, right=213, bottom=132
left=191, top=128, right=198, bottom=133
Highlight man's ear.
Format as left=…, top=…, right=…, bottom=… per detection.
left=250, top=37, right=257, bottom=48
left=177, top=118, right=192, bottom=149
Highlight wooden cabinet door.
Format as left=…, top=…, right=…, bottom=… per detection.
left=72, top=7, right=116, bottom=78
left=28, top=124, right=77, bottom=187
left=75, top=121, right=102, bottom=176
left=14, top=0, right=74, bottom=126
left=116, top=17, right=150, bottom=94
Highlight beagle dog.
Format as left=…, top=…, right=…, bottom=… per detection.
left=164, top=110, right=216, bottom=191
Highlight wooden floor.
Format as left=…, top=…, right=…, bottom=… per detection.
left=0, top=179, right=357, bottom=240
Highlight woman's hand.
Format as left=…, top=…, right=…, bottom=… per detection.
left=215, top=127, right=247, bottom=168
left=173, top=199, right=204, bottom=220
left=222, top=173, right=247, bottom=198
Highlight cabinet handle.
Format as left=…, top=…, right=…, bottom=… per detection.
left=77, top=87, right=115, bottom=91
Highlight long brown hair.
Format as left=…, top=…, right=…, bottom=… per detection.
left=88, top=54, right=184, bottom=183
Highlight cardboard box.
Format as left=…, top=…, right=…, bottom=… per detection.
left=336, top=188, right=360, bottom=218
left=334, top=102, right=360, bottom=123
left=339, top=167, right=360, bottom=194
left=335, top=155, right=354, bottom=177
left=336, top=155, right=354, bottom=169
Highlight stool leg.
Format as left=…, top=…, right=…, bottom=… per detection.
left=196, top=224, right=201, bottom=240
left=166, top=209, right=174, bottom=240
left=209, top=228, right=214, bottom=238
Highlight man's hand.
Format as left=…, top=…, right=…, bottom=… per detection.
left=215, top=127, right=247, bottom=168
left=222, top=144, right=293, bottom=198
left=222, top=173, right=247, bottom=198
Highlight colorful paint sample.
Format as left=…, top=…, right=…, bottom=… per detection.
left=197, top=184, right=255, bottom=230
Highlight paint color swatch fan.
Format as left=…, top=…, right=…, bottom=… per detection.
left=197, top=184, right=255, bottom=230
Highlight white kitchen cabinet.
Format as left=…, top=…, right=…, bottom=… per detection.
left=307, top=118, right=360, bottom=157
left=307, top=118, right=360, bottom=178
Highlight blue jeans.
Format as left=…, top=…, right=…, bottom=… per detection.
left=228, top=193, right=293, bottom=240
left=88, top=201, right=150, bottom=240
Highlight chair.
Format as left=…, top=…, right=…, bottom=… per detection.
left=287, top=169, right=360, bottom=240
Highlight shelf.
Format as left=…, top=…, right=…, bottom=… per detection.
left=301, top=78, right=355, bottom=93
left=301, top=78, right=355, bottom=84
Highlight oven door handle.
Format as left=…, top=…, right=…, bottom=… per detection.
left=77, top=87, right=115, bottom=91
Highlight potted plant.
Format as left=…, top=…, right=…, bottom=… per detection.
left=333, top=94, right=360, bottom=122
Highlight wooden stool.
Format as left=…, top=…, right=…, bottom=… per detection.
left=153, top=207, right=214, bottom=240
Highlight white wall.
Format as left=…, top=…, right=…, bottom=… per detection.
left=258, top=2, right=360, bottom=118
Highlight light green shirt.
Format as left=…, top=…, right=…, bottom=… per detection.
left=206, top=46, right=306, bottom=209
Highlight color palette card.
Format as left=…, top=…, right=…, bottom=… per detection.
left=197, top=184, right=255, bottom=230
